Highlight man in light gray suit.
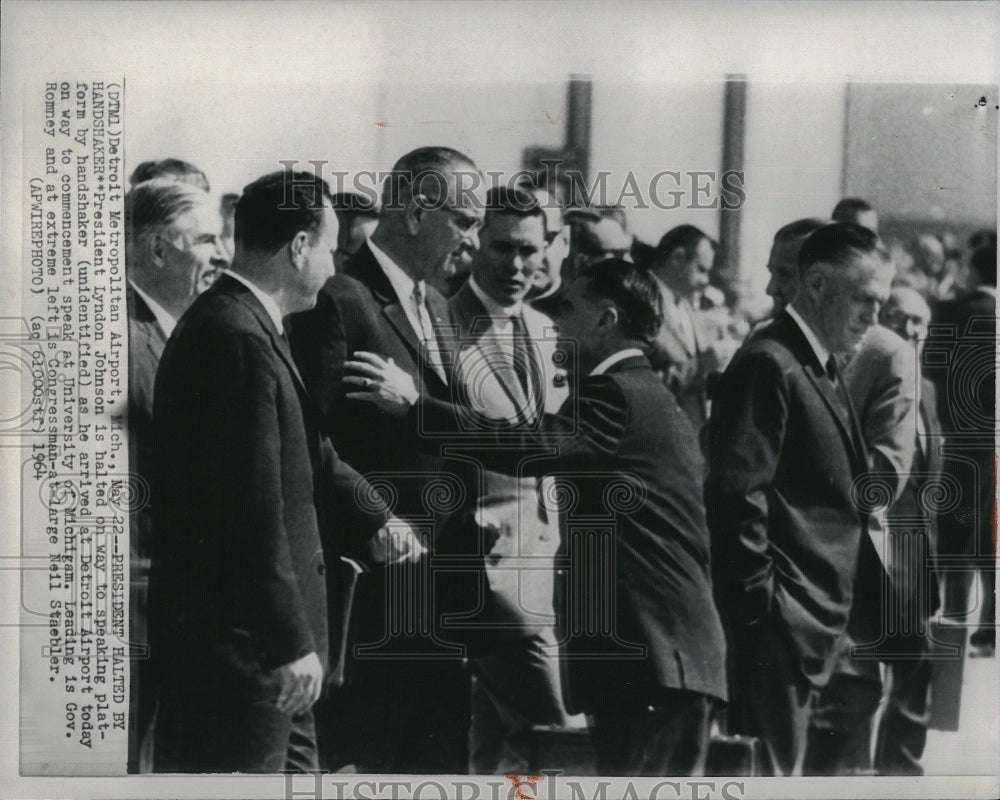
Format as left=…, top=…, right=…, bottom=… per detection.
left=446, top=185, right=573, bottom=773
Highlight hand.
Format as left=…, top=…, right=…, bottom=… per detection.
left=344, top=352, right=419, bottom=417
left=365, top=516, right=427, bottom=565
left=272, top=650, right=323, bottom=715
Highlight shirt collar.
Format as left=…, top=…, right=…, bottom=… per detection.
left=786, top=302, right=831, bottom=372
left=224, top=270, right=285, bottom=335
left=589, top=348, right=645, bottom=377
left=128, top=280, right=177, bottom=338
left=468, top=276, right=522, bottom=319
left=368, top=237, right=421, bottom=304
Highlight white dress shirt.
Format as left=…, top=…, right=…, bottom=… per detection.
left=589, top=348, right=645, bottom=377
left=128, top=280, right=177, bottom=339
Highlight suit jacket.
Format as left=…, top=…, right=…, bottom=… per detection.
left=149, top=275, right=388, bottom=701
left=287, top=243, right=467, bottom=664
left=885, top=378, right=944, bottom=627
left=648, top=278, right=710, bottom=432
left=705, top=311, right=876, bottom=687
left=127, top=286, right=167, bottom=616
left=415, top=354, right=728, bottom=712
left=446, top=283, right=567, bottom=638
left=288, top=242, right=455, bottom=524
left=844, top=324, right=918, bottom=502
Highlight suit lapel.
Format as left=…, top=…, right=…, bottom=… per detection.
left=350, top=244, right=449, bottom=391
left=777, top=313, right=868, bottom=473
left=215, top=275, right=314, bottom=409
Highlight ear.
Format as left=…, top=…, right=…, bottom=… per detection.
left=668, top=246, right=688, bottom=269
left=146, top=232, right=168, bottom=268
left=803, top=264, right=827, bottom=298
left=597, top=305, right=620, bottom=329
left=288, top=230, right=310, bottom=269
left=404, top=200, right=426, bottom=236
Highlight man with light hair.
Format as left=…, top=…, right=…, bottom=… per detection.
left=125, top=177, right=229, bottom=771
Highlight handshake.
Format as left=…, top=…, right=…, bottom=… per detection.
left=365, top=515, right=427, bottom=566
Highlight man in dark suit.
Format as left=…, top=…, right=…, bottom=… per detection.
left=124, top=177, right=229, bottom=772
left=287, top=146, right=486, bottom=773
left=445, top=186, right=574, bottom=773
left=148, top=170, right=404, bottom=773
left=345, top=259, right=728, bottom=776
left=932, top=244, right=997, bottom=654
left=705, top=222, right=896, bottom=776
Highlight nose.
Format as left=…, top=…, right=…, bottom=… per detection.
left=212, top=241, right=230, bottom=268
left=904, top=317, right=918, bottom=341
left=464, top=227, right=481, bottom=252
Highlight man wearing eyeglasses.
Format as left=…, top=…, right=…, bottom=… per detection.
left=287, top=146, right=486, bottom=773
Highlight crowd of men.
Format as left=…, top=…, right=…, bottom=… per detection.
left=124, top=148, right=997, bottom=776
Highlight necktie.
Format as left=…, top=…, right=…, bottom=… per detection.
left=412, top=282, right=447, bottom=384
left=825, top=354, right=839, bottom=383
left=509, top=313, right=536, bottom=398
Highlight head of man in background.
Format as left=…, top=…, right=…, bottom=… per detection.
left=652, top=224, right=716, bottom=303
left=129, top=158, right=211, bottom=192
left=523, top=186, right=567, bottom=300
left=832, top=197, right=878, bottom=234
left=125, top=178, right=230, bottom=324
left=372, top=146, right=486, bottom=283
left=554, top=257, right=663, bottom=377
left=470, top=185, right=547, bottom=308
left=792, top=222, right=895, bottom=356
left=765, top=218, right=829, bottom=314
left=880, top=286, right=932, bottom=358
left=331, top=191, right=380, bottom=273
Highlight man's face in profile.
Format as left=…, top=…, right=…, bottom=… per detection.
left=296, top=205, right=339, bottom=309
left=163, top=201, right=230, bottom=297
left=880, top=287, right=931, bottom=357
left=765, top=237, right=803, bottom=313
left=414, top=175, right=486, bottom=279
left=811, top=252, right=895, bottom=355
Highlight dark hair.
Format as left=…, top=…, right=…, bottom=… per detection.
left=774, top=217, right=828, bottom=244
left=969, top=229, right=997, bottom=252
left=831, top=197, right=874, bottom=223
left=581, top=258, right=663, bottom=344
left=483, top=184, right=545, bottom=223
left=130, top=158, right=210, bottom=192
left=234, top=170, right=332, bottom=253
left=655, top=224, right=711, bottom=259
left=797, top=221, right=889, bottom=276
left=970, top=245, right=997, bottom=287
left=381, top=146, right=479, bottom=210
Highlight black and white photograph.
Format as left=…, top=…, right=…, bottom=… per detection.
left=1, top=2, right=997, bottom=798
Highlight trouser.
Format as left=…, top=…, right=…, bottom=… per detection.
left=468, top=630, right=570, bottom=774
left=874, top=641, right=934, bottom=775
left=588, top=689, right=714, bottom=777
left=726, top=614, right=818, bottom=776
left=330, top=657, right=470, bottom=774
left=153, top=681, right=318, bottom=773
